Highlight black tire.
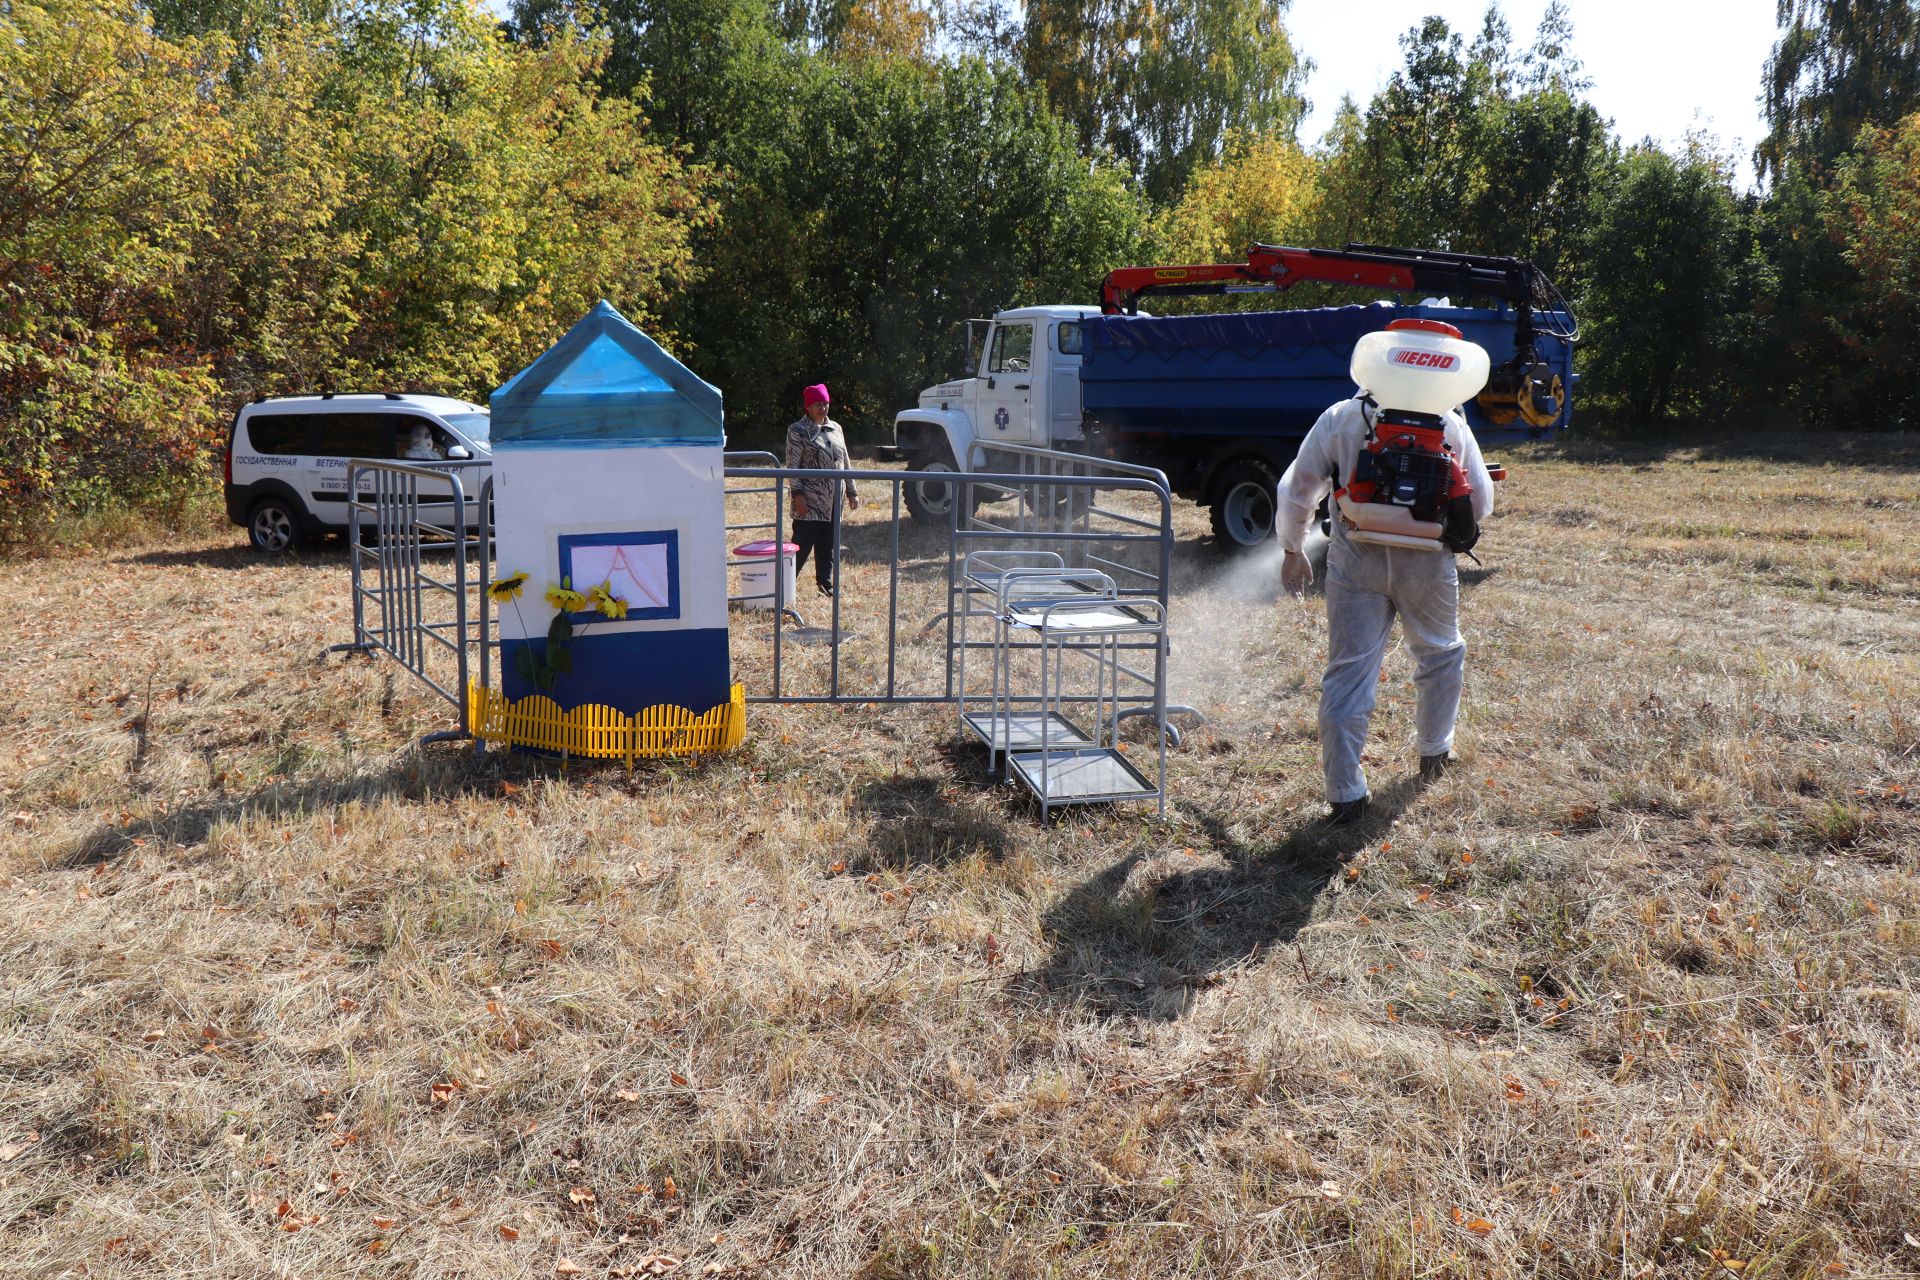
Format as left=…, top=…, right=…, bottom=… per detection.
left=903, top=453, right=979, bottom=525
left=1208, top=458, right=1280, bottom=550
left=247, top=495, right=308, bottom=553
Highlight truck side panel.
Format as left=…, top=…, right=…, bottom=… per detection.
left=1079, top=303, right=1576, bottom=446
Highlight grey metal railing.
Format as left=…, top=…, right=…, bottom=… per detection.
left=332, top=458, right=490, bottom=744
left=339, top=446, right=1193, bottom=748
left=718, top=461, right=1175, bottom=711
left=962, top=439, right=1174, bottom=595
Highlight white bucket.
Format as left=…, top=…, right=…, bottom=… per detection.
left=735, top=539, right=798, bottom=609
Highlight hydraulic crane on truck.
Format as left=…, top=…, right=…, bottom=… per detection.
left=1098, top=242, right=1579, bottom=430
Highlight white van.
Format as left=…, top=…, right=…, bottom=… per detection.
left=224, top=394, right=492, bottom=551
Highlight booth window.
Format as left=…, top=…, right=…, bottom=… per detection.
left=557, top=531, right=680, bottom=622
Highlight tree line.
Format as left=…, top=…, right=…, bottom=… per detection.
left=2, top=0, right=1917, bottom=542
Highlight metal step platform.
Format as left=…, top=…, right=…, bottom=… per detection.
left=961, top=709, right=1094, bottom=753
left=1007, top=747, right=1157, bottom=804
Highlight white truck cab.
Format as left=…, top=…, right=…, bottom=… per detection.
left=893, top=305, right=1101, bottom=522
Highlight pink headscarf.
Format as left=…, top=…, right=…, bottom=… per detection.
left=802, top=383, right=831, bottom=408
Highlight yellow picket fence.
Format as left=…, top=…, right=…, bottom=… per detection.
left=467, top=682, right=745, bottom=765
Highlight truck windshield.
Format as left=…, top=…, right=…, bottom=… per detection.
left=963, top=321, right=988, bottom=378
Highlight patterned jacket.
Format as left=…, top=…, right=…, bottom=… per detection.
left=786, top=416, right=858, bottom=517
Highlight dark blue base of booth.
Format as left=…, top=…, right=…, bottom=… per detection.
left=500, top=628, right=732, bottom=717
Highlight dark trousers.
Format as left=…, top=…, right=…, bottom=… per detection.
left=791, top=519, right=837, bottom=590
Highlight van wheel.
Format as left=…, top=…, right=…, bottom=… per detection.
left=248, top=496, right=308, bottom=553
left=1208, top=459, right=1278, bottom=550
left=904, top=454, right=978, bottom=525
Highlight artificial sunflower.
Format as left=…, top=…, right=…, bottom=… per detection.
left=487, top=571, right=529, bottom=603
left=588, top=581, right=630, bottom=620
left=545, top=577, right=588, bottom=613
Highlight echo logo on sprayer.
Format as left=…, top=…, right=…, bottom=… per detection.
left=1389, top=348, right=1459, bottom=370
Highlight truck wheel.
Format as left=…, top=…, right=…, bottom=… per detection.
left=904, top=456, right=978, bottom=525
left=1208, top=459, right=1278, bottom=550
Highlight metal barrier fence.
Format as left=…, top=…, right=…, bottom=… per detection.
left=961, top=440, right=1175, bottom=600
left=332, top=459, right=491, bottom=744
left=719, top=459, right=1176, bottom=710
left=338, top=446, right=1194, bottom=746
left=947, top=450, right=1195, bottom=741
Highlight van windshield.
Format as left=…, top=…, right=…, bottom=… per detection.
left=443, top=411, right=491, bottom=447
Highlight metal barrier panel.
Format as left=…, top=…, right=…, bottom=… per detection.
left=344, top=446, right=1187, bottom=749
left=961, top=440, right=1173, bottom=598
left=336, top=459, right=490, bottom=743
left=719, top=456, right=1175, bottom=714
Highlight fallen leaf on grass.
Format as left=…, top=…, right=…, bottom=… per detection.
left=615, top=1089, right=641, bottom=1102
left=568, top=1186, right=596, bottom=1205
left=670, top=1071, right=689, bottom=1087
left=1465, top=1217, right=1495, bottom=1236
left=372, top=1216, right=397, bottom=1230
left=0, top=1132, right=40, bottom=1162
left=1318, top=1180, right=1342, bottom=1200
left=660, top=1176, right=677, bottom=1199
left=556, top=1258, right=583, bottom=1276
left=499, top=1225, right=520, bottom=1241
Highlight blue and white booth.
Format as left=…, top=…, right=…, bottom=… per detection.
left=490, top=301, right=731, bottom=720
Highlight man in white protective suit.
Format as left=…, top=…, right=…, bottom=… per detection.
left=1276, top=395, right=1495, bottom=826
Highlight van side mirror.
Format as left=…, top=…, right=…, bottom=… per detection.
left=446, top=444, right=471, bottom=460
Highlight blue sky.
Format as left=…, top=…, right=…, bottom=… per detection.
left=1287, top=0, right=1780, bottom=188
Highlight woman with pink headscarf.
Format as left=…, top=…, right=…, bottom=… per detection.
left=785, top=383, right=860, bottom=597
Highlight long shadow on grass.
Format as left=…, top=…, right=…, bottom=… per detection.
left=1017, top=777, right=1420, bottom=1021
left=60, top=744, right=504, bottom=868
left=119, top=543, right=354, bottom=571
left=851, top=753, right=1013, bottom=870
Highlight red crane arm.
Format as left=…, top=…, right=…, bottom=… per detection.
left=1098, top=243, right=1541, bottom=315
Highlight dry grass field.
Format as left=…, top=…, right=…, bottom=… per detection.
left=3, top=433, right=1918, bottom=1279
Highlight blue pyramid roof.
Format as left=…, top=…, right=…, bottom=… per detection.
left=490, top=301, right=724, bottom=447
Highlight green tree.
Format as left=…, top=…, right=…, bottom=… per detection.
left=1020, top=0, right=1306, bottom=203
left=671, top=56, right=1145, bottom=440
left=1759, top=0, right=1920, bottom=182
left=0, top=0, right=715, bottom=540
left=1578, top=142, right=1741, bottom=424
left=1300, top=5, right=1613, bottom=304
left=196, top=0, right=713, bottom=397
left=508, top=0, right=792, bottom=153
left=0, top=0, right=230, bottom=539
left=1150, top=129, right=1318, bottom=265
left=1824, top=110, right=1920, bottom=423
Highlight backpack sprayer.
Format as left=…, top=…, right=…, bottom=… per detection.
left=1334, top=318, right=1489, bottom=553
